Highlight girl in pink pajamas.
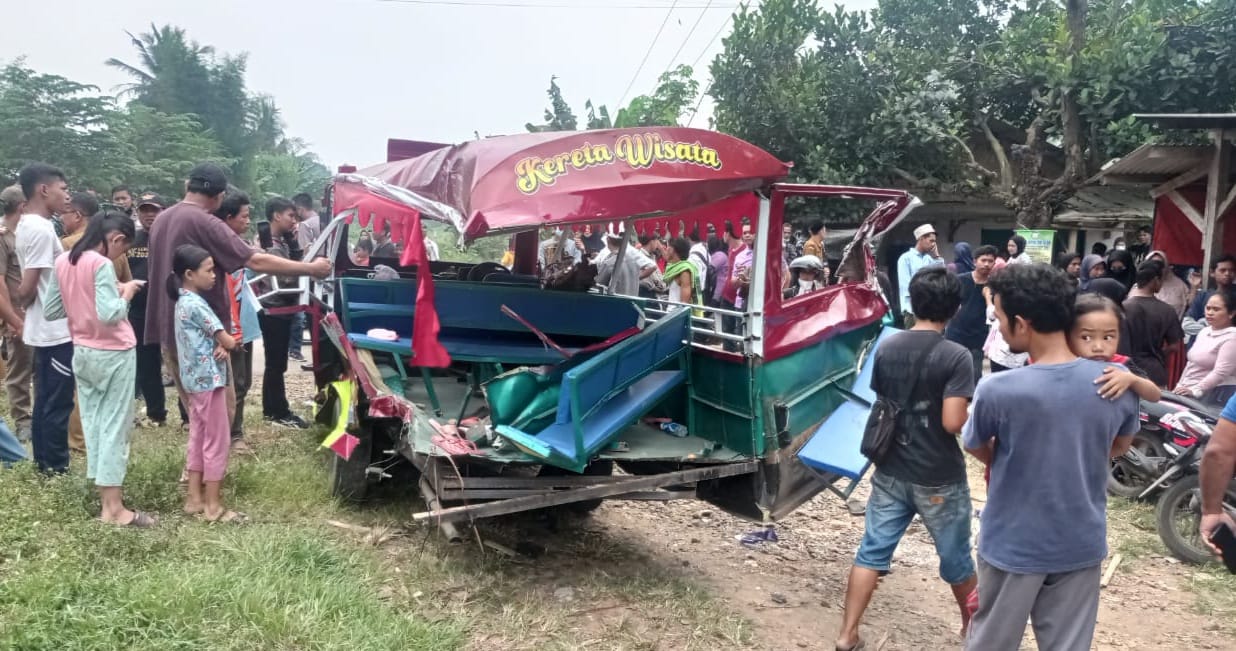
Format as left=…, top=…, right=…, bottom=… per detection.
left=168, top=244, right=239, bottom=522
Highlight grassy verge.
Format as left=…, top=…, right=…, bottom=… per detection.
left=0, top=400, right=749, bottom=650
left=1108, top=496, right=1236, bottom=631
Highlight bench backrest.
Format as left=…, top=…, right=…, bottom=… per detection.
left=338, top=277, right=642, bottom=342
left=554, top=307, right=691, bottom=426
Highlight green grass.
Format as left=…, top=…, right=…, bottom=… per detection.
left=1107, top=495, right=1236, bottom=632
left=0, top=424, right=463, bottom=651
left=0, top=396, right=750, bottom=650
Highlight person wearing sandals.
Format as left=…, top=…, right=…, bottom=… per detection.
left=169, top=244, right=242, bottom=523
left=43, top=212, right=155, bottom=527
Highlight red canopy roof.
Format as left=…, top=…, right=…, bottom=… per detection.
left=354, top=128, right=791, bottom=241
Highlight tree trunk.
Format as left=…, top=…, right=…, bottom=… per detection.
left=1013, top=0, right=1089, bottom=229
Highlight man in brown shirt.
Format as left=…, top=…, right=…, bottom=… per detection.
left=145, top=163, right=331, bottom=428
left=0, top=185, right=31, bottom=440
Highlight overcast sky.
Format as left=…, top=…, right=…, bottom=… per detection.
left=3, top=0, right=877, bottom=170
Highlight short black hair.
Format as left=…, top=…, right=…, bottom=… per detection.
left=1091, top=242, right=1108, bottom=255
left=111, top=184, right=131, bottom=196
left=70, top=191, right=99, bottom=217
left=974, top=245, right=1000, bottom=259
left=1135, top=260, right=1164, bottom=287
left=908, top=266, right=962, bottom=322
left=687, top=227, right=702, bottom=243
left=291, top=193, right=314, bottom=210
left=355, top=239, right=374, bottom=253
left=988, top=263, right=1076, bottom=334
left=707, top=235, right=725, bottom=255
left=18, top=163, right=66, bottom=199
left=214, top=191, right=251, bottom=221
left=1211, top=253, right=1236, bottom=272
left=266, top=197, right=295, bottom=220
left=638, top=233, right=661, bottom=246
left=808, top=220, right=825, bottom=236
left=668, top=236, right=690, bottom=260
left=1138, top=225, right=1152, bottom=234
left=1054, top=251, right=1081, bottom=270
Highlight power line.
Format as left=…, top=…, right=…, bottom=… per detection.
left=661, top=0, right=713, bottom=77
left=376, top=0, right=732, bottom=8
left=616, top=0, right=680, bottom=109
left=686, top=14, right=733, bottom=127
left=689, top=11, right=732, bottom=71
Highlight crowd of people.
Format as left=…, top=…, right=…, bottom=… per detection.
left=0, top=161, right=331, bottom=526
left=836, top=221, right=1236, bottom=650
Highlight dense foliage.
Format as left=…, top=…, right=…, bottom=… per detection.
left=709, top=0, right=1236, bottom=225
left=0, top=24, right=328, bottom=206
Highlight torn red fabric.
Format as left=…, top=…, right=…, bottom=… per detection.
left=328, top=432, right=361, bottom=460
left=332, top=181, right=451, bottom=367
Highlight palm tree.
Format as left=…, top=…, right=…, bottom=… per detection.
left=105, top=24, right=215, bottom=108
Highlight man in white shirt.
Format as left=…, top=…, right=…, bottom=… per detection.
left=15, top=163, right=75, bottom=474
left=896, top=223, right=944, bottom=327
left=595, top=228, right=656, bottom=296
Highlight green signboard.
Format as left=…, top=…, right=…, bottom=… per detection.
left=1015, top=229, right=1056, bottom=265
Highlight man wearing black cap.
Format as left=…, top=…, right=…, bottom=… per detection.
left=130, top=193, right=167, bottom=425
left=145, top=163, right=332, bottom=431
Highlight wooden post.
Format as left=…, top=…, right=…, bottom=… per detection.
left=1202, top=130, right=1232, bottom=277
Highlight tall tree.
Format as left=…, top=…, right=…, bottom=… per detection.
left=710, top=0, right=1236, bottom=226
left=526, top=77, right=578, bottom=132
left=527, top=66, right=700, bottom=132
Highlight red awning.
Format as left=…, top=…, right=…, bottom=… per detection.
left=353, top=128, right=791, bottom=241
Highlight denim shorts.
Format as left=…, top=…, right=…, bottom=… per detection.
left=854, top=470, right=975, bottom=584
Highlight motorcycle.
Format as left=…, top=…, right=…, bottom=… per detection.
left=1153, top=433, right=1236, bottom=564
left=1108, top=394, right=1218, bottom=500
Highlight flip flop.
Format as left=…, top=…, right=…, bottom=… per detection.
left=125, top=511, right=158, bottom=528
left=835, top=639, right=865, bottom=651
left=199, top=510, right=249, bottom=525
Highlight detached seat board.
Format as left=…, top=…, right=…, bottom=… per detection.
left=496, top=308, right=692, bottom=473
left=797, top=327, right=900, bottom=492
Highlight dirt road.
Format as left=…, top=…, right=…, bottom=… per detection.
left=270, top=345, right=1234, bottom=650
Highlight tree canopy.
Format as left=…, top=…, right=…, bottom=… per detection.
left=526, top=66, right=701, bottom=132
left=709, top=0, right=1236, bottom=226
left=1, top=23, right=327, bottom=209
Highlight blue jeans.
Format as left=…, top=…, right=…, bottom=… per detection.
left=32, top=342, right=74, bottom=474
left=0, top=416, right=24, bottom=465
left=854, top=469, right=975, bottom=584
left=288, top=312, right=306, bottom=356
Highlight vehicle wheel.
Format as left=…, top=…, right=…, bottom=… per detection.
left=328, top=422, right=377, bottom=504
left=1108, top=432, right=1167, bottom=499
left=538, top=460, right=614, bottom=515
left=1155, top=475, right=1213, bottom=565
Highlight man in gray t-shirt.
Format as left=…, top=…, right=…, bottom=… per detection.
left=964, top=264, right=1138, bottom=651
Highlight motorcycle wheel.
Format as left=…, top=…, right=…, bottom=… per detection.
left=1155, top=475, right=1214, bottom=565
left=1108, top=432, right=1167, bottom=499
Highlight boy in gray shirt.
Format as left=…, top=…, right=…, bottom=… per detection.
left=963, top=264, right=1139, bottom=650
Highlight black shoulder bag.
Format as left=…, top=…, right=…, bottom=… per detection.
left=860, top=335, right=944, bottom=464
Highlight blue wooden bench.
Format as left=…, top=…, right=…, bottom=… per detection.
left=796, top=327, right=900, bottom=498
left=495, top=308, right=692, bottom=473
left=337, top=277, right=643, bottom=418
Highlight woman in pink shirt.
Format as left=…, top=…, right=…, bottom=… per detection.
left=45, top=212, right=152, bottom=527
left=1174, top=290, right=1236, bottom=405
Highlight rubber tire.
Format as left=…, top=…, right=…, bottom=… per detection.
left=328, top=423, right=375, bottom=504
left=1108, top=432, right=1168, bottom=499
left=1155, top=475, right=1214, bottom=565
left=538, top=460, right=614, bottom=515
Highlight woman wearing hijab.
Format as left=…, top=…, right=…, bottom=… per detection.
left=1143, top=250, right=1190, bottom=317
left=1086, top=277, right=1130, bottom=305
left=1079, top=254, right=1106, bottom=291
left=1106, top=249, right=1136, bottom=290
left=1006, top=235, right=1032, bottom=264
left=1055, top=252, right=1082, bottom=287
left=949, top=242, right=975, bottom=275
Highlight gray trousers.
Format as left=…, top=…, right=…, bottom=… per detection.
left=966, top=557, right=1102, bottom=651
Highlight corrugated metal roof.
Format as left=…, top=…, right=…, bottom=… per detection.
left=1096, top=143, right=1214, bottom=182
left=1134, top=113, right=1236, bottom=130
left=1056, top=185, right=1153, bottom=223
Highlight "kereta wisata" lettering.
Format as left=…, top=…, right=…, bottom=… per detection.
left=514, top=133, right=723, bottom=194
